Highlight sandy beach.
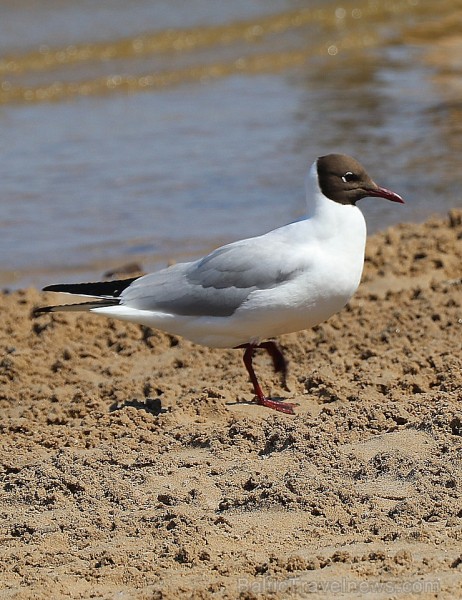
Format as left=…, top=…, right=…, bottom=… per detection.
left=1, top=211, right=461, bottom=599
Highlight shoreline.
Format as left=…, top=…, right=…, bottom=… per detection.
left=2, top=209, right=455, bottom=293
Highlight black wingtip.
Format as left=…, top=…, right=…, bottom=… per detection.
left=42, top=284, right=65, bottom=292
left=32, top=298, right=120, bottom=318
left=32, top=305, right=55, bottom=318
left=41, top=277, right=139, bottom=298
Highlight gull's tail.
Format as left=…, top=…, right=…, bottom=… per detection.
left=32, top=277, right=139, bottom=317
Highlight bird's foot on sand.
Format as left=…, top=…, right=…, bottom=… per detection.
left=254, top=395, right=298, bottom=415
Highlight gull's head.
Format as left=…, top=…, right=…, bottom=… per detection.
left=314, top=154, right=405, bottom=206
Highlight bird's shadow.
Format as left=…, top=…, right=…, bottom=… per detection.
left=109, top=398, right=165, bottom=415
left=109, top=396, right=296, bottom=414
left=226, top=396, right=294, bottom=407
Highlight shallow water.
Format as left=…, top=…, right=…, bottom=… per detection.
left=1, top=0, right=462, bottom=288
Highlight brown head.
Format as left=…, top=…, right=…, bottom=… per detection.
left=316, top=154, right=405, bottom=206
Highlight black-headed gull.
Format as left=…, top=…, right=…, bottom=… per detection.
left=34, top=154, right=404, bottom=414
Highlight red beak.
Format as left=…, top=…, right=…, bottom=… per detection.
left=366, top=185, right=405, bottom=204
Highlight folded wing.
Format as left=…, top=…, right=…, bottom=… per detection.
left=121, top=239, right=303, bottom=318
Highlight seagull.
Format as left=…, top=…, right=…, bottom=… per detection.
left=34, top=154, right=404, bottom=415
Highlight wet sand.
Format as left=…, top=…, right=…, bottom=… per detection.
left=1, top=211, right=462, bottom=599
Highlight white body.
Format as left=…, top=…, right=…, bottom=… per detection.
left=92, top=162, right=367, bottom=348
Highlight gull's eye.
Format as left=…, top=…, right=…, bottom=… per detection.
left=341, top=171, right=358, bottom=183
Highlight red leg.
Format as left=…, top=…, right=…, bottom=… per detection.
left=241, top=344, right=297, bottom=415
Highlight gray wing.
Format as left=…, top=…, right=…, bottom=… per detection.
left=121, top=238, right=302, bottom=317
